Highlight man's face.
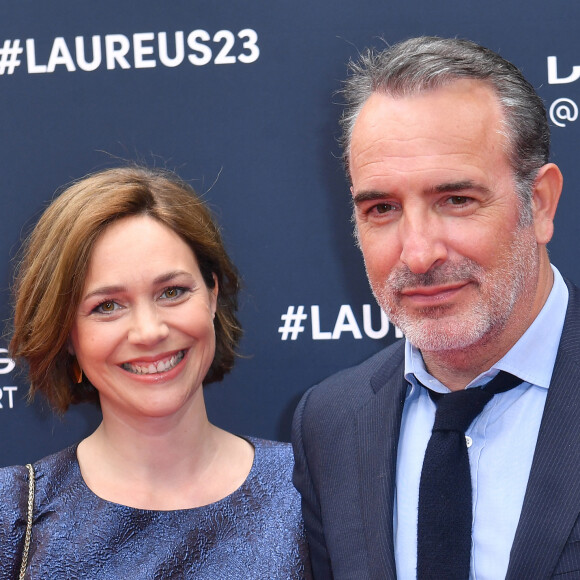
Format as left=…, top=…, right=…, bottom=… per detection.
left=349, top=80, right=541, bottom=354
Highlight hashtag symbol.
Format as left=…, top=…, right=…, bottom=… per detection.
left=278, top=306, right=308, bottom=340
left=0, top=40, right=23, bottom=75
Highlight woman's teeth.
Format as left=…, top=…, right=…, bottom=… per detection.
left=122, top=351, right=184, bottom=375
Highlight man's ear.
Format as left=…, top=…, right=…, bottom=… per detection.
left=531, top=163, right=563, bottom=245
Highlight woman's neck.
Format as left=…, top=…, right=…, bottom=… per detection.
left=76, top=402, right=254, bottom=510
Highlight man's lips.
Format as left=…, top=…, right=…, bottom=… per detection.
left=121, top=350, right=186, bottom=375
left=399, top=282, right=470, bottom=304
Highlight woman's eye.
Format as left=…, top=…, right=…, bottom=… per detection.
left=94, top=300, right=119, bottom=314
left=161, top=287, right=185, bottom=299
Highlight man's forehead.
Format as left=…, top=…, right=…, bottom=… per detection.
left=348, top=79, right=515, bottom=195
left=362, top=78, right=501, bottom=118
left=376, top=75, right=498, bottom=100
left=350, top=80, right=506, bottom=159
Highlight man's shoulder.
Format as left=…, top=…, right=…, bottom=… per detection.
left=293, top=340, right=405, bottom=449
left=558, top=278, right=580, bottom=356
left=565, top=278, right=580, bottom=316
left=303, top=339, right=405, bottom=411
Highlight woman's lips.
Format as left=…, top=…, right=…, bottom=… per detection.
left=121, top=350, right=186, bottom=375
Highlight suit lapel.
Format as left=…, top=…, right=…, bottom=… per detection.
left=507, top=282, right=580, bottom=579
left=355, top=344, right=406, bottom=580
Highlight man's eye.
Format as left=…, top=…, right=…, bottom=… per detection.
left=374, top=203, right=394, bottom=214
left=449, top=196, right=469, bottom=205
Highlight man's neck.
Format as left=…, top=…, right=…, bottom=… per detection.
left=421, top=341, right=513, bottom=391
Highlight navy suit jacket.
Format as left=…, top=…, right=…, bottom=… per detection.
left=292, top=281, right=580, bottom=579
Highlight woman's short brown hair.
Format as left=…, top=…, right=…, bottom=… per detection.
left=9, top=166, right=242, bottom=413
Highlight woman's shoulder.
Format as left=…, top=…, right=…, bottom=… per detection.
left=0, top=463, right=30, bottom=578
left=0, top=463, right=30, bottom=514
left=0, top=458, right=47, bottom=578
left=229, top=437, right=309, bottom=578
left=241, top=437, right=297, bottom=498
left=1, top=445, right=79, bottom=509
left=245, top=436, right=294, bottom=470
left=247, top=436, right=292, bottom=453
left=32, top=444, right=77, bottom=476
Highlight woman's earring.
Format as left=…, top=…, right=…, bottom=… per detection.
left=72, top=358, right=83, bottom=384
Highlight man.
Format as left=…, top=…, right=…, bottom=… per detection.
left=292, top=36, right=580, bottom=579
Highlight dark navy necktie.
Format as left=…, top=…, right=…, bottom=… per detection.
left=416, top=371, right=521, bottom=580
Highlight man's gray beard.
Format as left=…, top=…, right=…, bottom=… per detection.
left=370, top=228, right=538, bottom=352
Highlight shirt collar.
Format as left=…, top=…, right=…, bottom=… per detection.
left=404, top=265, right=568, bottom=394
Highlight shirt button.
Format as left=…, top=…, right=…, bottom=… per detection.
left=465, top=436, right=473, bottom=448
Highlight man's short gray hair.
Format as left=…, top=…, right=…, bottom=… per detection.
left=340, top=36, right=550, bottom=224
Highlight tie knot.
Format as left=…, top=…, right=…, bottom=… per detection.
left=432, top=388, right=493, bottom=432
left=431, top=371, right=521, bottom=433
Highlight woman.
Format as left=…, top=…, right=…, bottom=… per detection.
left=0, top=166, right=310, bottom=579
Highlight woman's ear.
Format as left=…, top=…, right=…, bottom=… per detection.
left=211, top=273, right=219, bottom=318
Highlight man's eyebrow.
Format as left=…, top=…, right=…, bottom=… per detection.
left=427, top=180, right=490, bottom=195
left=352, top=191, right=390, bottom=206
left=352, top=181, right=491, bottom=207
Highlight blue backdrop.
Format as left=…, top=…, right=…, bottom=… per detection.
left=2, top=1, right=580, bottom=466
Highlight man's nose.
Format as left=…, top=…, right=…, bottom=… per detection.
left=128, top=304, right=170, bottom=345
left=399, top=212, right=448, bottom=274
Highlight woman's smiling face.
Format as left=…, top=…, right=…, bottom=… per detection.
left=69, top=215, right=218, bottom=422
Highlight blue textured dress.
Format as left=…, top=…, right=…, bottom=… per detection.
left=0, top=437, right=311, bottom=579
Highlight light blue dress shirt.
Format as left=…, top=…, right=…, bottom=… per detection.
left=394, top=266, right=569, bottom=580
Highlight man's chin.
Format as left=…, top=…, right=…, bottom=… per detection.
left=394, top=316, right=490, bottom=352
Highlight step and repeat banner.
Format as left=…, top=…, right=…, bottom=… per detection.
left=1, top=1, right=580, bottom=466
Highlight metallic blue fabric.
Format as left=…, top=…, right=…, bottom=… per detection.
left=0, top=437, right=311, bottom=579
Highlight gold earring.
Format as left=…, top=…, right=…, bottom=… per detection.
left=72, top=358, right=83, bottom=384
